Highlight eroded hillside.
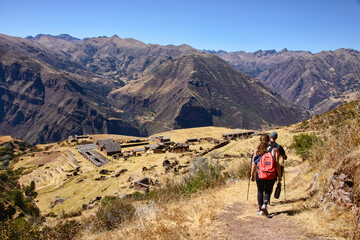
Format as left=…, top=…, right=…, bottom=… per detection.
left=110, top=53, right=308, bottom=135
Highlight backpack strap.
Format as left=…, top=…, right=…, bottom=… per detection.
left=267, top=145, right=275, bottom=158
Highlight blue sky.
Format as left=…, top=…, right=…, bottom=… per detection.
left=1, top=0, right=359, bottom=53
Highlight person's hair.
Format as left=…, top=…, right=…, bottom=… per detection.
left=256, top=134, right=270, bottom=155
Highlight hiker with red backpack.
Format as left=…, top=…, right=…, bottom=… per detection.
left=250, top=134, right=282, bottom=216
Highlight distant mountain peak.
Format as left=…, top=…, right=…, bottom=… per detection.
left=202, top=49, right=228, bottom=55
left=110, top=34, right=120, bottom=39
left=253, top=49, right=277, bottom=56
left=26, top=33, right=80, bottom=42
left=56, top=34, right=81, bottom=42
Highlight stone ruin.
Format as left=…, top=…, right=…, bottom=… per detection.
left=162, top=158, right=189, bottom=173
left=130, top=177, right=160, bottom=192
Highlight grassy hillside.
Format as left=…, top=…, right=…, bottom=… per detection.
left=289, top=99, right=360, bottom=238
left=1, top=98, right=360, bottom=239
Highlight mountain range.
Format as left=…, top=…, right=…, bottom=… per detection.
left=214, top=48, right=360, bottom=114
left=1, top=33, right=359, bottom=144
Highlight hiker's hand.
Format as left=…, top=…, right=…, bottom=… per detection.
left=278, top=176, right=282, bottom=182
left=251, top=176, right=255, bottom=182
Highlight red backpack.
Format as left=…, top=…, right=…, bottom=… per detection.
left=257, top=150, right=276, bottom=180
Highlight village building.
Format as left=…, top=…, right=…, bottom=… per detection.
left=77, top=144, right=109, bottom=167
left=96, top=139, right=122, bottom=156
left=155, top=136, right=171, bottom=143
left=132, top=148, right=145, bottom=156
left=153, top=144, right=166, bottom=153
left=76, top=134, right=90, bottom=139
left=222, top=131, right=255, bottom=140
left=163, top=140, right=174, bottom=146
left=186, top=138, right=200, bottom=143
left=120, top=140, right=149, bottom=148
left=163, top=137, right=171, bottom=142
left=155, top=136, right=163, bottom=143
left=169, top=143, right=190, bottom=153
left=68, top=135, right=76, bottom=142
left=68, top=134, right=91, bottom=142
left=97, top=139, right=114, bottom=151
left=156, top=142, right=168, bottom=149
left=153, top=149, right=164, bottom=154
left=202, top=137, right=220, bottom=144
left=145, top=144, right=158, bottom=151
left=103, top=142, right=122, bottom=156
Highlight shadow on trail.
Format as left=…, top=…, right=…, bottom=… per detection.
left=270, top=196, right=309, bottom=205
left=265, top=196, right=310, bottom=218
left=266, top=209, right=299, bottom=218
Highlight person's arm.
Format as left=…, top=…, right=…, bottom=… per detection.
left=274, top=148, right=282, bottom=182
left=250, top=150, right=257, bottom=181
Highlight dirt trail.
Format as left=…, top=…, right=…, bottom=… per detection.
left=210, top=199, right=312, bottom=239
left=209, top=166, right=330, bottom=239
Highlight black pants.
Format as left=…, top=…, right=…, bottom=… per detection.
left=256, top=174, right=276, bottom=210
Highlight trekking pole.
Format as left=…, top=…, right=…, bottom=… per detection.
left=283, top=158, right=286, bottom=201
left=246, top=155, right=253, bottom=201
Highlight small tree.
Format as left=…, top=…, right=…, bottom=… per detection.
left=11, top=190, right=25, bottom=209
left=24, top=181, right=38, bottom=199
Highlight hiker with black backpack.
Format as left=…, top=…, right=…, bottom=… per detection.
left=250, top=134, right=282, bottom=216
left=269, top=131, right=287, bottom=162
left=269, top=131, right=287, bottom=200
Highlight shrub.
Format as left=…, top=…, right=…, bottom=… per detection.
left=24, top=181, right=38, bottom=199
left=180, top=169, right=211, bottom=194
left=0, top=173, right=8, bottom=181
left=0, top=219, right=42, bottom=240
left=100, top=195, right=118, bottom=206
left=11, top=190, right=25, bottom=209
left=90, top=198, right=135, bottom=232
left=230, top=158, right=252, bottom=180
left=59, top=208, right=82, bottom=219
left=290, top=133, right=320, bottom=160
left=131, top=179, right=182, bottom=203
left=180, top=156, right=226, bottom=194
left=25, top=202, right=40, bottom=217
left=41, top=220, right=81, bottom=240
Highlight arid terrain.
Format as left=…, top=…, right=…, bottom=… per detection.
left=1, top=32, right=360, bottom=239
left=2, top=34, right=360, bottom=145
left=3, top=119, right=356, bottom=239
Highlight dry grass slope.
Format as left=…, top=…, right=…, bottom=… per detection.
left=4, top=102, right=360, bottom=239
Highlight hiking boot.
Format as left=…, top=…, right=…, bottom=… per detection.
left=261, top=204, right=268, bottom=215
left=257, top=210, right=263, bottom=216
